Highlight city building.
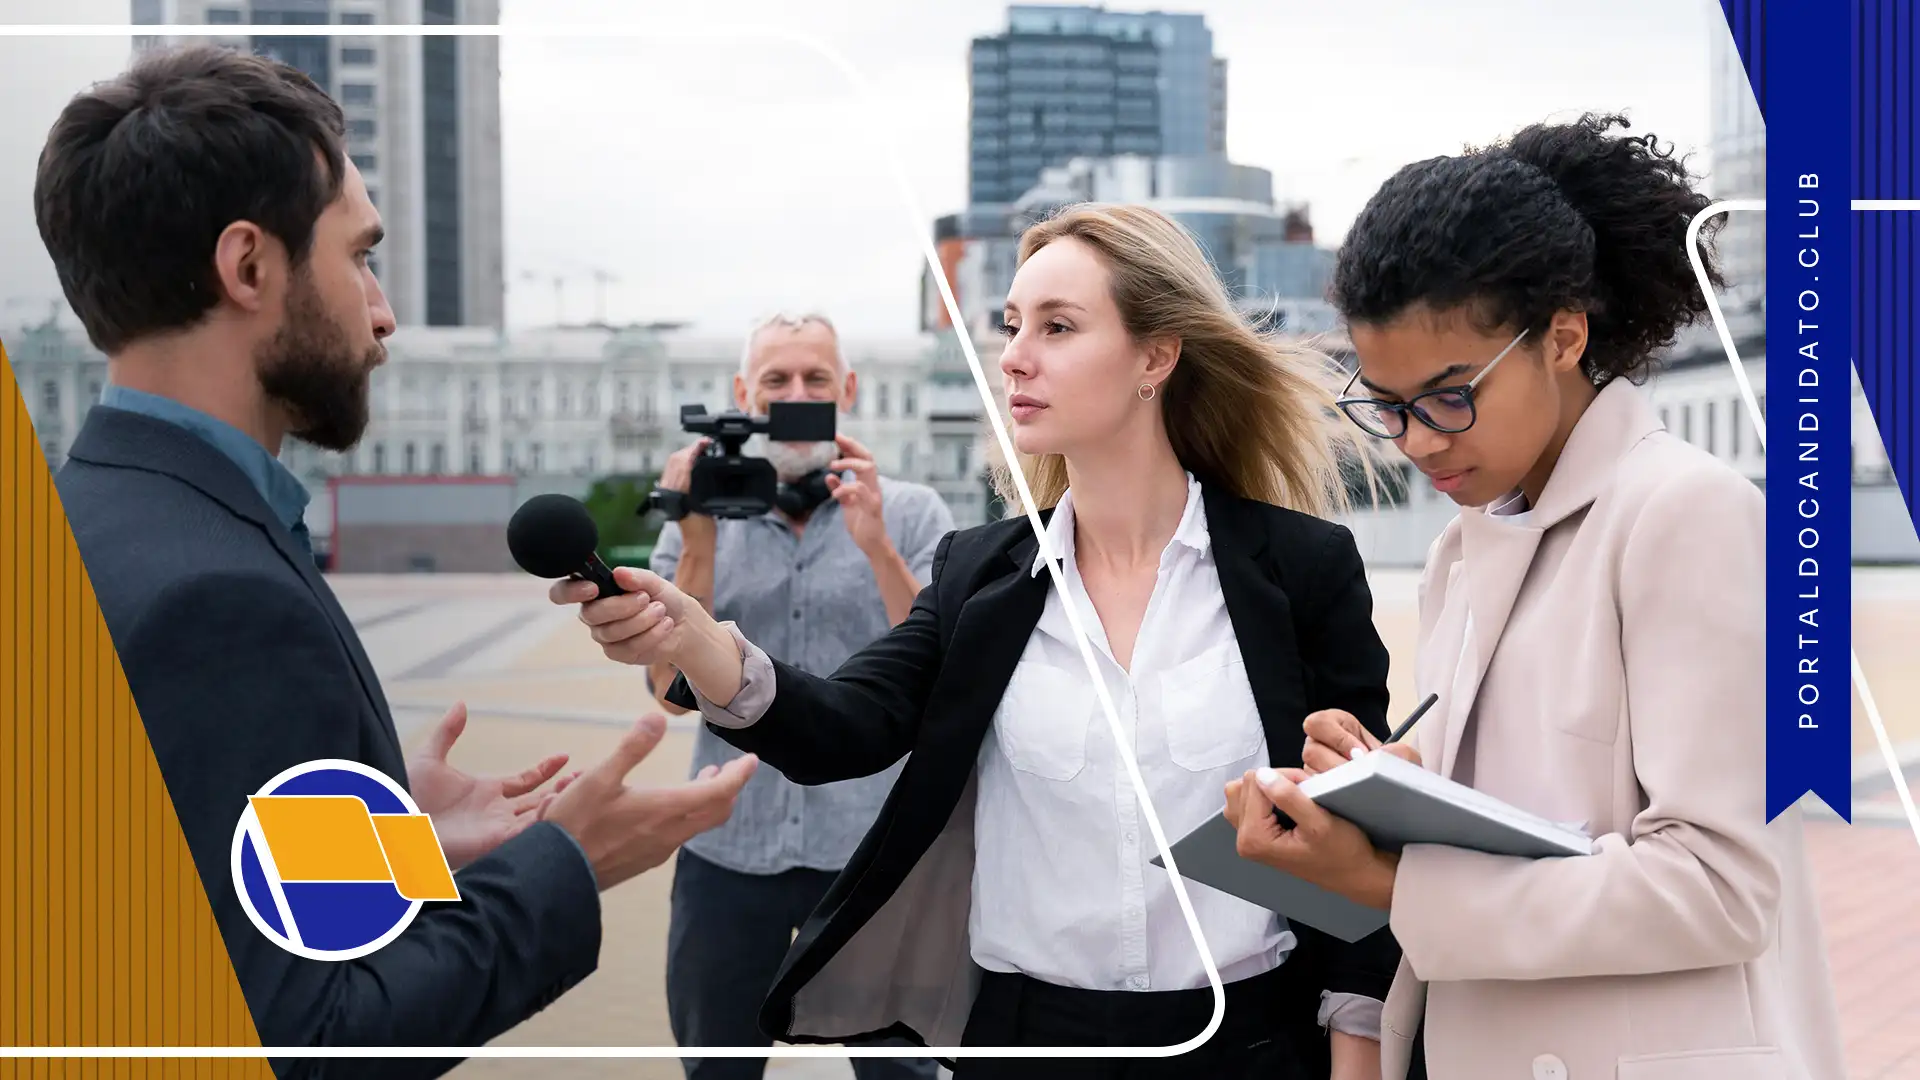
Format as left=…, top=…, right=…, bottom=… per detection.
left=10, top=303, right=1916, bottom=566
left=327, top=474, right=526, bottom=572
left=17, top=4, right=1907, bottom=569
left=924, top=152, right=1340, bottom=341
left=131, top=0, right=506, bottom=330
left=967, top=5, right=1227, bottom=206
left=1707, top=14, right=1765, bottom=308
left=922, top=330, right=1008, bottom=528
left=7, top=317, right=988, bottom=554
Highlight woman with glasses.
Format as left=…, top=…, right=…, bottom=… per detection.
left=1225, top=113, right=1847, bottom=1080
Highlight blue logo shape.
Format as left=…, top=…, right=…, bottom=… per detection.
left=230, top=759, right=460, bottom=961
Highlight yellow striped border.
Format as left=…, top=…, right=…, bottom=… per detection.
left=2, top=336, right=271, bottom=1076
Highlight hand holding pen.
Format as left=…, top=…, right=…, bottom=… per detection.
left=1219, top=694, right=1440, bottom=907
left=1298, top=693, right=1437, bottom=776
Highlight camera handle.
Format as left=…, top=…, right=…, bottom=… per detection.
left=646, top=488, right=691, bottom=521
left=640, top=437, right=738, bottom=523
left=702, top=431, right=753, bottom=458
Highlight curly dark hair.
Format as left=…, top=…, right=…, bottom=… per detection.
left=1328, top=112, right=1726, bottom=385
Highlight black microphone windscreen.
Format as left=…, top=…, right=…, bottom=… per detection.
left=507, top=494, right=601, bottom=579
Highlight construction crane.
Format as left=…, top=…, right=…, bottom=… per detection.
left=588, top=267, right=619, bottom=326
left=518, top=270, right=568, bottom=327
left=516, top=266, right=621, bottom=327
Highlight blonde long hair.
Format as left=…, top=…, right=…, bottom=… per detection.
left=986, top=203, right=1381, bottom=519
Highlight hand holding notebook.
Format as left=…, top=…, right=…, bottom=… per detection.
left=1152, top=717, right=1594, bottom=943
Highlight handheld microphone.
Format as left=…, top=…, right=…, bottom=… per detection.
left=507, top=493, right=628, bottom=599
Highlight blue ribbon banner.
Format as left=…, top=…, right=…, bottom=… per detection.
left=1723, top=0, right=1857, bottom=821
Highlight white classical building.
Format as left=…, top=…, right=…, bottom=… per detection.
left=7, top=318, right=1005, bottom=553
left=11, top=310, right=1915, bottom=566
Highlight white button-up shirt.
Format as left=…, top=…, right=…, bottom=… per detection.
left=968, top=474, right=1295, bottom=992
left=691, top=473, right=1383, bottom=1035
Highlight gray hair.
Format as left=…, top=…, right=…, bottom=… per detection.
left=738, top=311, right=846, bottom=377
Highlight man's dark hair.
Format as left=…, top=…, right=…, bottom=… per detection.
left=1329, top=112, right=1726, bottom=386
left=33, top=43, right=348, bottom=354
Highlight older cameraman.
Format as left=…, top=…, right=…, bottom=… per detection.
left=646, top=312, right=952, bottom=1079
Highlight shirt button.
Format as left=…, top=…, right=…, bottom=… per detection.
left=1124, top=832, right=1136, bottom=845
left=791, top=610, right=801, bottom=619
left=1127, top=975, right=1148, bottom=990
left=1531, top=1054, right=1567, bottom=1080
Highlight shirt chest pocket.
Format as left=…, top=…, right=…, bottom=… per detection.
left=1158, top=643, right=1265, bottom=772
left=994, top=660, right=1098, bottom=782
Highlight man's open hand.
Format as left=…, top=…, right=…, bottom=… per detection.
left=406, top=701, right=570, bottom=870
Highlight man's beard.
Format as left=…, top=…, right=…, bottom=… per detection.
left=256, top=272, right=382, bottom=453
left=763, top=438, right=837, bottom=483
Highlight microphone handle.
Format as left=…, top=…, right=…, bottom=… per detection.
left=573, top=553, right=628, bottom=599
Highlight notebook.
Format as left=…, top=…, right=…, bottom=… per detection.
left=1150, top=751, right=1594, bottom=943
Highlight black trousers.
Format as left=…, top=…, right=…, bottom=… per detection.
left=666, top=848, right=941, bottom=1080
left=953, top=965, right=1325, bottom=1080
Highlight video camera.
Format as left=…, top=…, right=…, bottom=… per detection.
left=645, top=400, right=838, bottom=520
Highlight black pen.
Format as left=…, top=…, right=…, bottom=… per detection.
left=1351, top=687, right=1443, bottom=757
left=1261, top=693, right=1443, bottom=830
left=1369, top=692, right=1440, bottom=757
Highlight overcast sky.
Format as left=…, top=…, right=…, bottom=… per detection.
left=1, top=0, right=1731, bottom=338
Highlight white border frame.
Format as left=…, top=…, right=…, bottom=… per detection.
left=0, top=20, right=1227, bottom=1061
left=10, top=23, right=1914, bottom=1064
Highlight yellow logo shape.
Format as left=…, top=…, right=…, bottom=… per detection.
left=249, top=795, right=461, bottom=902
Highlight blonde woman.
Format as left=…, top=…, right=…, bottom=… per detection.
left=553, top=205, right=1398, bottom=1079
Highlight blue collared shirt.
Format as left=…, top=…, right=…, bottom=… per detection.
left=98, top=385, right=314, bottom=559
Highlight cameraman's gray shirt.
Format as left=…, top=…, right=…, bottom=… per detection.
left=649, top=476, right=955, bottom=876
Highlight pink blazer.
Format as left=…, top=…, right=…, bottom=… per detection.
left=1380, top=378, right=1849, bottom=1080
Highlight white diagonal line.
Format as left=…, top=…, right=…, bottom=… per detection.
left=1854, top=651, right=1920, bottom=849
left=244, top=811, right=303, bottom=950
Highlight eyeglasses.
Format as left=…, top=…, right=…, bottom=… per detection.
left=1335, top=329, right=1529, bottom=439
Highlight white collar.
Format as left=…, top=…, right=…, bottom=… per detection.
left=1030, top=471, right=1209, bottom=578
left=1488, top=489, right=1535, bottom=524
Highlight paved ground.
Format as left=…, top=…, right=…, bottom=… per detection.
left=325, top=568, right=1920, bottom=1080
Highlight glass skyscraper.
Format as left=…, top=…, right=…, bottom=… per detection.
left=968, top=5, right=1228, bottom=206
left=130, top=0, right=505, bottom=330
left=247, top=0, right=334, bottom=92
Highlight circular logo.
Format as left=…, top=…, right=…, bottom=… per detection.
left=231, top=759, right=454, bottom=961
